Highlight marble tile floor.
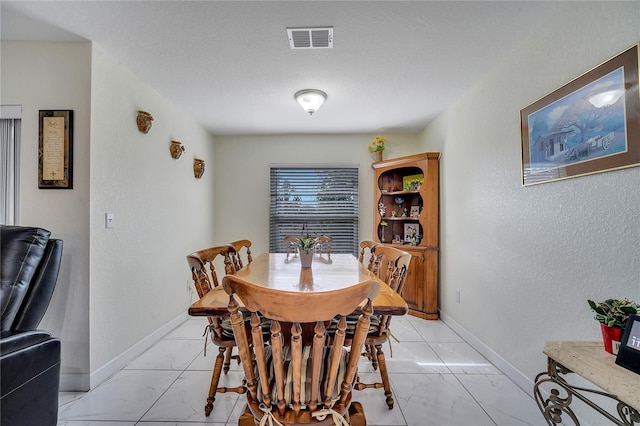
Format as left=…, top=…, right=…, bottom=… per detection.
left=58, top=316, right=545, bottom=426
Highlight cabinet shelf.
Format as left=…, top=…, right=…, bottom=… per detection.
left=372, top=152, right=440, bottom=319
left=380, top=190, right=420, bottom=196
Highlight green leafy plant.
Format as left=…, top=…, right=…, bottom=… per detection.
left=587, top=298, right=638, bottom=329
left=296, top=224, right=319, bottom=253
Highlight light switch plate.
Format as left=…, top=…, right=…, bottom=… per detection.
left=105, top=213, right=114, bottom=228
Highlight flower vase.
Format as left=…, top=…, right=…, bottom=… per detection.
left=374, top=150, right=383, bottom=162
left=299, top=250, right=314, bottom=268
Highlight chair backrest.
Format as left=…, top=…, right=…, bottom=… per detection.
left=368, top=245, right=411, bottom=335
left=358, top=240, right=378, bottom=271
left=228, top=239, right=252, bottom=272
left=186, top=245, right=239, bottom=341
left=13, top=238, right=63, bottom=330
left=315, top=235, right=332, bottom=257
left=369, top=245, right=411, bottom=295
left=223, top=274, right=379, bottom=424
left=186, top=245, right=236, bottom=298
left=284, top=235, right=302, bottom=257
left=0, top=225, right=63, bottom=332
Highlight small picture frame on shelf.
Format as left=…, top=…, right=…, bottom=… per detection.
left=403, top=173, right=423, bottom=191
left=410, top=205, right=420, bottom=218
left=393, top=234, right=402, bottom=244
left=404, top=223, right=419, bottom=242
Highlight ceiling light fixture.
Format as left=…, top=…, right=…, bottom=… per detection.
left=295, top=89, right=327, bottom=115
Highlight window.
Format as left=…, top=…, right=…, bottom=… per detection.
left=1, top=106, right=22, bottom=225
left=269, top=166, right=359, bottom=255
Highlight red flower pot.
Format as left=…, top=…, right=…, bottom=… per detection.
left=600, top=323, right=623, bottom=354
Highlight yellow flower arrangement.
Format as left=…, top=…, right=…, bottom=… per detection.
left=368, top=135, right=387, bottom=153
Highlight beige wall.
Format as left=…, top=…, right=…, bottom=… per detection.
left=1, top=41, right=92, bottom=388
left=88, top=44, right=216, bottom=382
left=1, top=41, right=217, bottom=389
left=213, top=134, right=420, bottom=255
left=419, top=1, right=640, bottom=395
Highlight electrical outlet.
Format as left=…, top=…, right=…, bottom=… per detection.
left=455, top=290, right=460, bottom=304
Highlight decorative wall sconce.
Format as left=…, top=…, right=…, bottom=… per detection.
left=170, top=140, right=186, bottom=159
left=193, top=159, right=205, bottom=179
left=136, top=110, right=154, bottom=134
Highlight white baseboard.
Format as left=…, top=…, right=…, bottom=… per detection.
left=439, top=310, right=535, bottom=395
left=59, top=373, right=90, bottom=392
left=59, top=312, right=189, bottom=392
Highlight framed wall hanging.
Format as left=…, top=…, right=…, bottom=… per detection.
left=38, top=110, right=73, bottom=189
left=520, top=43, right=640, bottom=186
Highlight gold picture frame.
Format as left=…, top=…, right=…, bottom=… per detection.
left=39, top=110, right=73, bottom=189
left=520, top=43, right=640, bottom=186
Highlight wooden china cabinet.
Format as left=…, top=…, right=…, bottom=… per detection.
left=372, top=152, right=440, bottom=319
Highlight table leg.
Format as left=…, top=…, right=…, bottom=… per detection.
left=533, top=358, right=640, bottom=426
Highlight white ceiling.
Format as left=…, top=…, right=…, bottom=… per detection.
left=1, top=1, right=564, bottom=135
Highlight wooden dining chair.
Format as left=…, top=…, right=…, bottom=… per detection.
left=186, top=245, right=246, bottom=416
left=228, top=239, right=252, bottom=272
left=358, top=240, right=378, bottom=270
left=353, top=244, right=411, bottom=410
left=223, top=274, right=379, bottom=426
left=315, top=235, right=333, bottom=257
left=284, top=235, right=302, bottom=258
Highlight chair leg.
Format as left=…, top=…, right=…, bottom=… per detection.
left=374, top=344, right=394, bottom=409
left=349, top=401, right=367, bottom=426
left=205, top=346, right=227, bottom=416
left=223, top=347, right=242, bottom=374
left=238, top=403, right=257, bottom=426
left=368, top=344, right=378, bottom=370
left=223, top=347, right=233, bottom=374
left=360, top=345, right=372, bottom=363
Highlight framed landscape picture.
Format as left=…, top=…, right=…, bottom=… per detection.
left=520, top=43, right=640, bottom=186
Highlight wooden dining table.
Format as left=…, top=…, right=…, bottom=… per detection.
left=188, top=252, right=408, bottom=317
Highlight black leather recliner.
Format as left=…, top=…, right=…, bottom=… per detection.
left=1, top=225, right=63, bottom=426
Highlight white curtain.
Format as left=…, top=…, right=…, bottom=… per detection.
left=1, top=117, right=21, bottom=225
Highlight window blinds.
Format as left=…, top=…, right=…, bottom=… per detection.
left=269, top=166, right=359, bottom=255
left=1, top=118, right=21, bottom=225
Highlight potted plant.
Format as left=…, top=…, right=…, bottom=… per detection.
left=296, top=224, right=319, bottom=268
left=588, top=298, right=639, bottom=354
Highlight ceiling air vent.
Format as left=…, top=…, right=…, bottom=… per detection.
left=287, top=27, right=333, bottom=49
